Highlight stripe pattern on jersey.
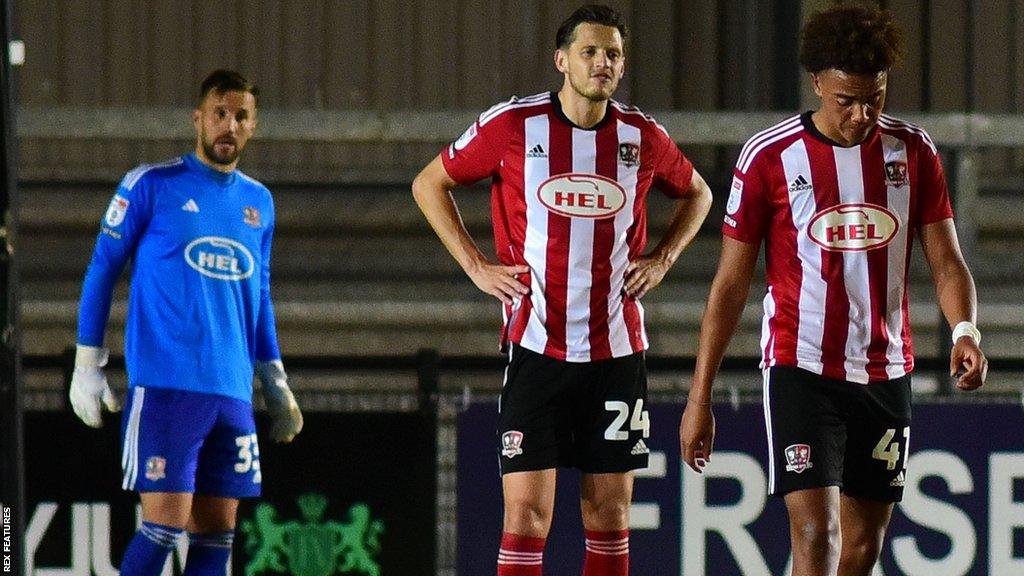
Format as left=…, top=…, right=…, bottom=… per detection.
left=753, top=120, right=920, bottom=383
left=511, top=111, right=644, bottom=362
left=122, top=386, right=146, bottom=489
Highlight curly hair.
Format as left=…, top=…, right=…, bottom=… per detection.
left=799, top=5, right=903, bottom=74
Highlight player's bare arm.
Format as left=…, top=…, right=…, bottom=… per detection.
left=919, top=218, right=987, bottom=390
left=680, top=236, right=760, bottom=473
left=624, top=169, right=713, bottom=298
left=412, top=155, right=529, bottom=305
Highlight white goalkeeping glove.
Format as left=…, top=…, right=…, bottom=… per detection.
left=69, top=344, right=121, bottom=428
left=256, top=359, right=304, bottom=443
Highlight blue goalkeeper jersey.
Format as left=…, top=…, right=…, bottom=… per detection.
left=77, top=153, right=281, bottom=402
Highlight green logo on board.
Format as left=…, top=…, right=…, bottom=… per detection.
left=241, top=493, right=385, bottom=576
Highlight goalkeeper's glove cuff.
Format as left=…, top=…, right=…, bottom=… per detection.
left=75, top=344, right=109, bottom=370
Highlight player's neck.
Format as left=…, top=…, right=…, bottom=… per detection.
left=557, top=88, right=609, bottom=129
left=194, top=146, right=239, bottom=174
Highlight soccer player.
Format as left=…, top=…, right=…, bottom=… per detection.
left=680, top=6, right=987, bottom=576
left=70, top=70, right=303, bottom=576
left=413, top=5, right=712, bottom=575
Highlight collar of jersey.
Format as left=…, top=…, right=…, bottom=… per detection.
left=550, top=91, right=614, bottom=131
left=185, top=152, right=238, bottom=187
left=800, top=110, right=878, bottom=149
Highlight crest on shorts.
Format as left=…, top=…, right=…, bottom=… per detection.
left=885, top=161, right=908, bottom=187
left=501, top=430, right=524, bottom=458
left=243, top=206, right=261, bottom=228
left=618, top=142, right=640, bottom=167
left=145, top=456, right=167, bottom=481
left=784, top=444, right=814, bottom=473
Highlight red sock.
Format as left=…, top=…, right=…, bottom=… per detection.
left=582, top=530, right=629, bottom=575
left=497, top=532, right=545, bottom=575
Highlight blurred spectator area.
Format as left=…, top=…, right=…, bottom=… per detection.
left=11, top=0, right=1024, bottom=393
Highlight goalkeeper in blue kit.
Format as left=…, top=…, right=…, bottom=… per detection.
left=70, top=70, right=303, bottom=576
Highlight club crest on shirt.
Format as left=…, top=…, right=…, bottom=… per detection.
left=145, top=456, right=167, bottom=481
left=501, top=430, right=524, bottom=458
left=243, top=206, right=261, bottom=228
left=885, top=160, right=908, bottom=187
left=784, top=444, right=813, bottom=473
left=618, top=142, right=640, bottom=167
left=104, top=194, right=130, bottom=227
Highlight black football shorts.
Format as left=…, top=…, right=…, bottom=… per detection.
left=497, top=344, right=650, bottom=475
left=763, top=365, right=912, bottom=502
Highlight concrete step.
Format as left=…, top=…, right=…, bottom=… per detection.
left=19, top=184, right=1024, bottom=235
left=24, top=299, right=1024, bottom=359
left=20, top=227, right=1024, bottom=285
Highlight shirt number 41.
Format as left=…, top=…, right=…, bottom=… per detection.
left=872, top=426, right=910, bottom=471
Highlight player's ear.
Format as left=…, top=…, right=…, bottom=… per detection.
left=811, top=73, right=823, bottom=98
left=192, top=108, right=202, bottom=127
left=554, top=48, right=568, bottom=74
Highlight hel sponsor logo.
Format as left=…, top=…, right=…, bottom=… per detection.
left=185, top=236, right=255, bottom=281
left=808, top=203, right=899, bottom=252
left=784, top=443, right=813, bottom=473
left=501, top=430, right=524, bottom=458
left=618, top=142, right=640, bottom=167
left=104, top=194, right=129, bottom=227
left=145, top=456, right=166, bottom=481
left=726, top=175, right=743, bottom=215
left=537, top=173, right=626, bottom=219
left=885, top=160, right=908, bottom=187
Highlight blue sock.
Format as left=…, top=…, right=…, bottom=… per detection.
left=120, top=521, right=183, bottom=576
left=182, top=531, right=234, bottom=576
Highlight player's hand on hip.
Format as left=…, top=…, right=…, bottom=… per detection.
left=624, top=254, right=670, bottom=299
left=69, top=344, right=121, bottom=428
left=680, top=400, right=715, bottom=474
left=467, top=259, right=530, bottom=305
left=257, top=360, right=304, bottom=443
left=951, top=337, right=987, bottom=391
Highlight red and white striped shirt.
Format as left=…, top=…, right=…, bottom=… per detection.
left=442, top=92, right=694, bottom=362
left=725, top=112, right=953, bottom=383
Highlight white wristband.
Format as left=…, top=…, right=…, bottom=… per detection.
left=951, top=321, right=981, bottom=345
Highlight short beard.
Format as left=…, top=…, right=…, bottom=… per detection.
left=202, top=138, right=239, bottom=166
left=565, top=73, right=610, bottom=102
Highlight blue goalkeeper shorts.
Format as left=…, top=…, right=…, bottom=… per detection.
left=120, top=386, right=262, bottom=497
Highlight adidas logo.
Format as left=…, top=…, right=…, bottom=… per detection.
left=181, top=199, right=200, bottom=213
left=631, top=439, right=649, bottom=456
left=788, top=174, right=812, bottom=192
left=526, top=144, right=547, bottom=158
left=890, top=471, right=905, bottom=487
